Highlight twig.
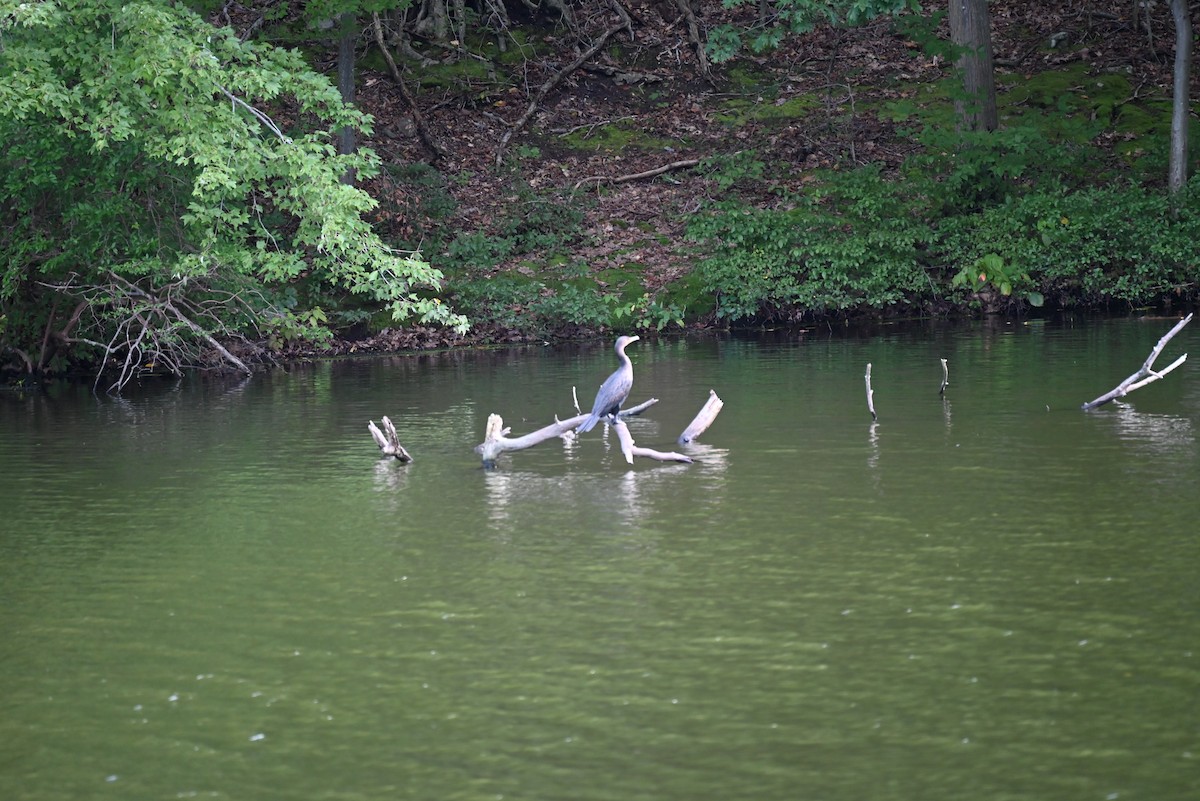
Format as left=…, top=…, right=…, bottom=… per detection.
left=214, top=84, right=290, bottom=142
left=1081, top=314, right=1192, bottom=410
left=573, top=158, right=700, bottom=191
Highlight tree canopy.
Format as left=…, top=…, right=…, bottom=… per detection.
left=0, top=0, right=463, bottom=388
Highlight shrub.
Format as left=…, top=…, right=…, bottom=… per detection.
left=686, top=166, right=935, bottom=321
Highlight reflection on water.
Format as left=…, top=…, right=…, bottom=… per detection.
left=1109, top=400, right=1196, bottom=457
left=2, top=318, right=1199, bottom=801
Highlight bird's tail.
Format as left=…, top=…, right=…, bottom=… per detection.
left=576, top=414, right=600, bottom=433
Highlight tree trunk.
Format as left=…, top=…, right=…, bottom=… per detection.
left=336, top=13, right=357, bottom=185
left=1168, top=0, right=1192, bottom=194
left=948, top=0, right=998, bottom=132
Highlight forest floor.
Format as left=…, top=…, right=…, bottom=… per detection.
left=271, top=0, right=1195, bottom=354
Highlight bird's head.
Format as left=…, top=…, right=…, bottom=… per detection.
left=615, top=335, right=640, bottom=353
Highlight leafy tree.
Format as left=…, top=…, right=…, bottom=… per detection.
left=0, top=0, right=464, bottom=389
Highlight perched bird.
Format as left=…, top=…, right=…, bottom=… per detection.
left=577, top=335, right=640, bottom=433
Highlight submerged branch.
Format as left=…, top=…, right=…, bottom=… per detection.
left=678, top=389, right=723, bottom=444
left=1081, top=314, right=1192, bottom=410
left=369, top=415, right=414, bottom=462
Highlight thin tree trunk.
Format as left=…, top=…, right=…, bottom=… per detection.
left=1168, top=0, right=1192, bottom=194
left=948, top=0, right=998, bottom=132
left=336, top=12, right=357, bottom=185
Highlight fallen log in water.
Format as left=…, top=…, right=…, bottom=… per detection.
left=1081, top=313, right=1192, bottom=410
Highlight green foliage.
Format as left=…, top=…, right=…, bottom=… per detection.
left=902, top=123, right=1094, bottom=214
left=698, top=151, right=769, bottom=191
left=706, top=0, right=921, bottom=63
left=449, top=276, right=614, bottom=332
left=0, top=0, right=463, bottom=379
left=951, top=253, right=1044, bottom=308
left=686, top=166, right=933, bottom=320
left=936, top=180, right=1200, bottom=306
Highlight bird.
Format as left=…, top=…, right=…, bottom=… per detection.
left=577, top=335, right=640, bottom=433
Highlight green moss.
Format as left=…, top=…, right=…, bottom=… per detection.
left=659, top=270, right=715, bottom=319
left=592, top=267, right=647, bottom=303
left=716, top=94, right=818, bottom=127
left=560, top=120, right=682, bottom=153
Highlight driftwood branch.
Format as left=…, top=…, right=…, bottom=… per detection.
left=678, top=389, right=724, bottom=444
left=1081, top=313, right=1192, bottom=410
left=371, top=12, right=446, bottom=160
left=473, top=398, right=661, bottom=466
left=369, top=416, right=413, bottom=462
left=614, top=418, right=692, bottom=464
left=573, top=158, right=700, bottom=191
left=495, top=23, right=625, bottom=165
left=939, top=358, right=949, bottom=395
left=475, top=412, right=587, bottom=466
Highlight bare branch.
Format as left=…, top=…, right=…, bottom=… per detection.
left=1082, top=314, right=1192, bottom=410
left=573, top=158, right=700, bottom=191
left=371, top=12, right=446, bottom=160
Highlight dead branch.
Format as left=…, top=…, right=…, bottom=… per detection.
left=865, top=362, right=877, bottom=421
left=474, top=397, right=659, bottom=466
left=573, top=158, right=700, bottom=191
left=1082, top=313, right=1192, bottom=410
left=371, top=12, right=446, bottom=160
left=673, top=0, right=711, bottom=81
left=678, top=389, right=723, bottom=444
left=44, top=271, right=259, bottom=392
left=614, top=418, right=692, bottom=464
left=495, top=23, right=625, bottom=165
left=369, top=416, right=414, bottom=461
left=939, top=358, right=949, bottom=395
left=476, top=412, right=587, bottom=466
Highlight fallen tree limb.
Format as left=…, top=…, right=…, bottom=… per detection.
left=1081, top=313, right=1192, bottom=410
left=495, top=23, right=625, bottom=165
left=573, top=158, right=700, bottom=191
left=678, top=389, right=723, bottom=444
left=473, top=398, right=659, bottom=466
left=371, top=12, right=446, bottom=160
left=614, top=418, right=692, bottom=464
left=475, top=412, right=587, bottom=466
left=369, top=416, right=413, bottom=462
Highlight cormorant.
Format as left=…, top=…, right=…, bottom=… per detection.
left=577, top=335, right=640, bottom=433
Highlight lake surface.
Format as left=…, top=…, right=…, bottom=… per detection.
left=2, top=316, right=1198, bottom=801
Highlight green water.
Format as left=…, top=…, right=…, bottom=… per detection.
left=2, top=317, right=1198, bottom=801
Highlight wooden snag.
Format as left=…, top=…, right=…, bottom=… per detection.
left=678, top=389, right=724, bottom=445
left=865, top=363, right=877, bottom=421
left=369, top=416, right=413, bottom=462
left=1081, top=313, right=1192, bottom=410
